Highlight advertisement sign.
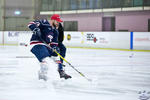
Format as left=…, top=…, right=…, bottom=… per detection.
left=64, top=32, right=83, bottom=46
left=85, top=32, right=109, bottom=44
left=64, top=32, right=111, bottom=48
left=7, top=31, right=19, bottom=41
left=4, top=31, right=19, bottom=44
left=84, top=32, right=110, bottom=47
left=0, top=31, right=150, bottom=50
left=134, top=32, right=150, bottom=47
left=64, top=32, right=130, bottom=49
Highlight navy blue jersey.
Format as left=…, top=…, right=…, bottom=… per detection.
left=28, top=19, right=59, bottom=47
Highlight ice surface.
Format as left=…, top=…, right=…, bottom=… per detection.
left=0, top=46, right=150, bottom=100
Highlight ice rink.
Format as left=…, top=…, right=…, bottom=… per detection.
left=0, top=46, right=150, bottom=100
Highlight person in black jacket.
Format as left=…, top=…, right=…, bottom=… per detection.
left=57, top=23, right=72, bottom=78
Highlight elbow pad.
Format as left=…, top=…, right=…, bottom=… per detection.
left=33, top=28, right=41, bottom=37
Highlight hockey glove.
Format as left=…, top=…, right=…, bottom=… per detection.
left=52, top=46, right=60, bottom=54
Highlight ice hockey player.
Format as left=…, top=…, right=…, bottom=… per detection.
left=28, top=14, right=71, bottom=81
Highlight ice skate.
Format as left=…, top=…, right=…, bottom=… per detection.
left=58, top=70, right=72, bottom=79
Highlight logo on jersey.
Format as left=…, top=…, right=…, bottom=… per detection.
left=36, top=22, right=40, bottom=27
left=48, top=35, right=53, bottom=42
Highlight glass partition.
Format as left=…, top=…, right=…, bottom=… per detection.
left=41, top=0, right=150, bottom=11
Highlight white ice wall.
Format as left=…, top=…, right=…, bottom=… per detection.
left=3, top=31, right=19, bottom=45
left=0, top=32, right=3, bottom=45
left=0, top=31, right=150, bottom=50
left=63, top=32, right=130, bottom=49
left=134, top=32, right=150, bottom=50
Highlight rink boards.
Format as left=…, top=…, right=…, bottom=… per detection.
left=0, top=31, right=150, bottom=51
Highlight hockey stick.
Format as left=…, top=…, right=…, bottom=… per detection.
left=21, top=41, right=92, bottom=81
left=37, top=38, right=92, bottom=81
left=19, top=42, right=66, bottom=66
left=53, top=49, right=92, bottom=82
left=25, top=26, right=92, bottom=81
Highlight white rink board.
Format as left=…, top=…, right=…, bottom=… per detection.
left=133, top=32, right=150, bottom=50
left=4, top=31, right=19, bottom=45
left=0, top=32, right=2, bottom=44
left=18, top=31, right=33, bottom=56
left=18, top=31, right=32, bottom=45
left=0, top=31, right=150, bottom=50
left=64, top=32, right=130, bottom=49
left=63, top=31, right=83, bottom=47
left=108, top=32, right=130, bottom=49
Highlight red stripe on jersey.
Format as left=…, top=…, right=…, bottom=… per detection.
left=28, top=22, right=36, bottom=27
left=29, top=22, right=35, bottom=24
left=50, top=42, right=58, bottom=46
left=30, top=41, right=43, bottom=45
